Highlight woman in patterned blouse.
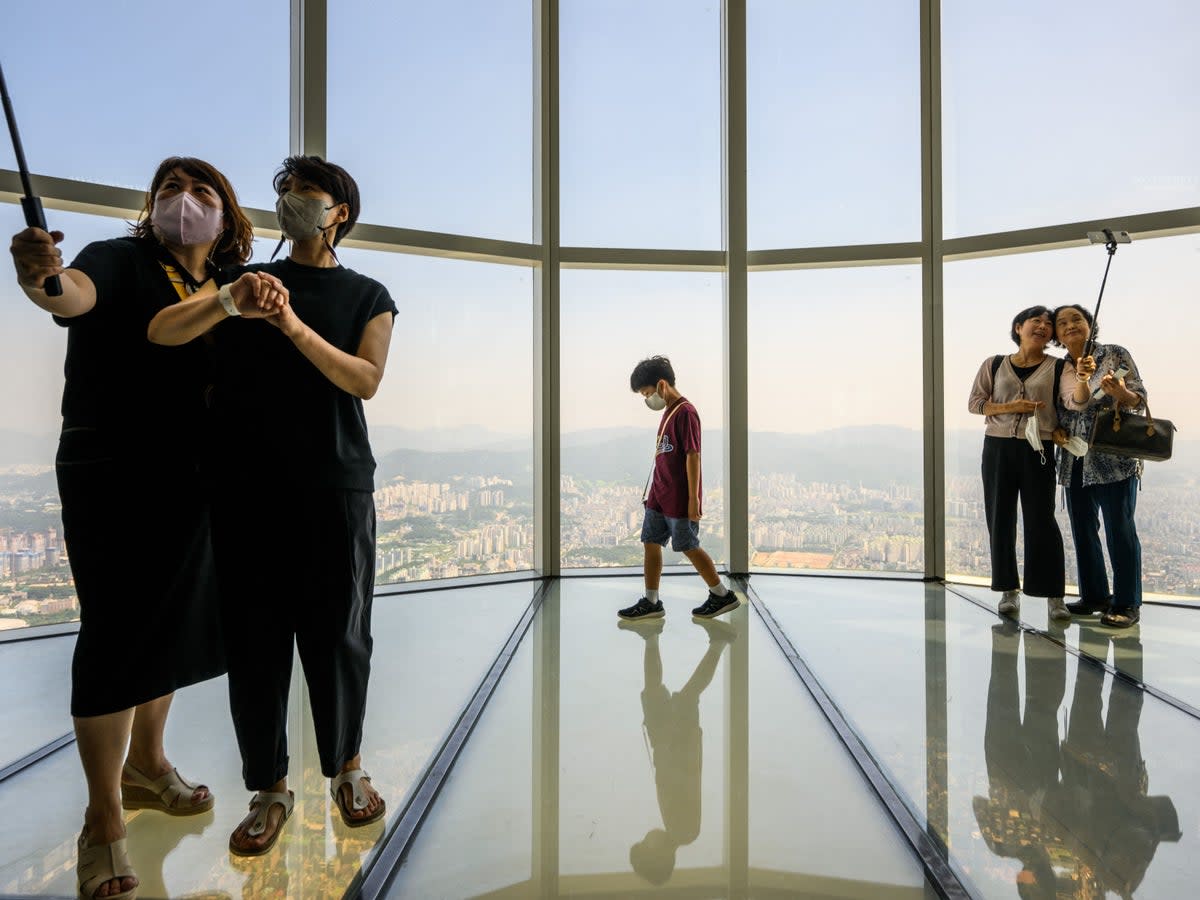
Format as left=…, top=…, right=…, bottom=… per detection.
left=1053, top=304, right=1146, bottom=628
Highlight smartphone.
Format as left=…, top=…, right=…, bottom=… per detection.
left=1093, top=365, right=1129, bottom=400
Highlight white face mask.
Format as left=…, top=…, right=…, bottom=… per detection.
left=1062, top=435, right=1089, bottom=458
left=644, top=391, right=667, bottom=411
left=1025, top=414, right=1046, bottom=465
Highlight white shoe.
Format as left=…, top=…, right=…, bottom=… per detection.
left=998, top=591, right=1020, bottom=617
left=1048, top=596, right=1072, bottom=622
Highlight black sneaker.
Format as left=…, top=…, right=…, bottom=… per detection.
left=691, top=591, right=739, bottom=619
left=1100, top=607, right=1140, bottom=629
left=1066, top=596, right=1111, bottom=616
left=618, top=597, right=665, bottom=620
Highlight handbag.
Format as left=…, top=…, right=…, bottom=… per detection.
left=1089, top=400, right=1177, bottom=462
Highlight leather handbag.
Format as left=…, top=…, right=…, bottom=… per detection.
left=1089, top=401, right=1176, bottom=462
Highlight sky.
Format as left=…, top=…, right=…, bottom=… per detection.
left=1, top=0, right=1197, bottom=443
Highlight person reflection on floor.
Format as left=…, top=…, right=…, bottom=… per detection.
left=974, top=619, right=1067, bottom=899
left=1047, top=625, right=1180, bottom=899
left=976, top=622, right=1180, bottom=899
left=619, top=616, right=737, bottom=886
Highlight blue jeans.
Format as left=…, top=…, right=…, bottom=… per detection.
left=1065, top=476, right=1142, bottom=610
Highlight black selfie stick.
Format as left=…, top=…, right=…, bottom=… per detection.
left=0, top=60, right=62, bottom=296
left=1083, top=228, right=1120, bottom=359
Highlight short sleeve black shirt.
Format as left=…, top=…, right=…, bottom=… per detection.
left=212, top=258, right=397, bottom=490
left=57, top=237, right=211, bottom=462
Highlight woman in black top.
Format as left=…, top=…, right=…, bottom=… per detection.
left=149, top=155, right=395, bottom=856
left=9, top=157, right=282, bottom=900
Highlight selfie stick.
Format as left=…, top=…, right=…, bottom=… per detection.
left=1082, top=228, right=1130, bottom=359
left=0, top=60, right=62, bottom=296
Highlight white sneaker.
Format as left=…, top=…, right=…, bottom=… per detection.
left=1048, top=596, right=1072, bottom=622
left=998, top=591, right=1020, bottom=617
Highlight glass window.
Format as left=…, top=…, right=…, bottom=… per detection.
left=560, top=270, right=725, bottom=567
left=749, top=266, right=924, bottom=573
left=0, top=207, right=142, bottom=629
left=332, top=249, right=535, bottom=583
left=944, top=234, right=1200, bottom=599
left=942, top=0, right=1200, bottom=236
left=560, top=0, right=721, bottom=249
left=747, top=0, right=921, bottom=249
left=1, top=1, right=289, bottom=210
left=328, top=1, right=533, bottom=241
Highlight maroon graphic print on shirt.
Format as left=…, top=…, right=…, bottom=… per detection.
left=645, top=399, right=702, bottom=519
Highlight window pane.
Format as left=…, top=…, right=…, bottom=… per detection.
left=0, top=207, right=137, bottom=629
left=942, top=0, right=1200, bottom=236
left=748, top=0, right=921, bottom=249
left=749, top=267, right=924, bottom=573
left=944, top=234, right=1200, bottom=599
left=333, top=250, right=535, bottom=583
left=328, top=1, right=533, bottom=241
left=560, top=0, right=721, bottom=249
left=560, top=270, right=725, bottom=567
left=1, top=1, right=288, bottom=210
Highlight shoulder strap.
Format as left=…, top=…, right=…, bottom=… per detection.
left=1054, top=356, right=1067, bottom=387
left=991, top=355, right=1003, bottom=380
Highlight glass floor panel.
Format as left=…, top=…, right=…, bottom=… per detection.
left=0, top=633, right=74, bottom=769
left=0, top=581, right=535, bottom=899
left=759, top=574, right=1198, bottom=899
left=387, top=577, right=936, bottom=898
left=952, top=583, right=1200, bottom=711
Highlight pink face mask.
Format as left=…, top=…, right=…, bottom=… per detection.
left=150, top=191, right=223, bottom=247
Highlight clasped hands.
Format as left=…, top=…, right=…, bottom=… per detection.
left=227, top=271, right=301, bottom=336
left=1075, top=356, right=1135, bottom=405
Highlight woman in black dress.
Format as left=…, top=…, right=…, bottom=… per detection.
left=8, top=156, right=282, bottom=900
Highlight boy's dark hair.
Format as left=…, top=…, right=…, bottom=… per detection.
left=1050, top=303, right=1098, bottom=347
left=630, top=356, right=675, bottom=392
left=273, top=155, right=360, bottom=246
left=1010, top=305, right=1052, bottom=346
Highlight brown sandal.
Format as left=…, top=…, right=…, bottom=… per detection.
left=228, top=790, right=294, bottom=857
left=121, top=761, right=214, bottom=815
left=331, top=769, right=386, bottom=827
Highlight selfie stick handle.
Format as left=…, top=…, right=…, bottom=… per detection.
left=0, top=61, right=63, bottom=297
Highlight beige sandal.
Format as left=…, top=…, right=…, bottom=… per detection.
left=121, top=761, right=214, bottom=815
left=331, top=769, right=386, bottom=827
left=228, top=790, right=294, bottom=857
left=77, top=830, right=137, bottom=900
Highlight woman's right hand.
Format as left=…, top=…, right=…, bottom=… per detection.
left=229, top=271, right=289, bottom=318
left=9, top=227, right=65, bottom=290
left=1010, top=399, right=1043, bottom=414
left=1074, top=355, right=1096, bottom=381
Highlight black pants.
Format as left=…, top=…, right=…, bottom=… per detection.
left=981, top=436, right=1065, bottom=596
left=212, top=487, right=376, bottom=789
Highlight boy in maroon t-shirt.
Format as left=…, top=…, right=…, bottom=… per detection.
left=618, top=356, right=738, bottom=620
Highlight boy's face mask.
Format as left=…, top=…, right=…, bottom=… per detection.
left=644, top=391, right=667, bottom=411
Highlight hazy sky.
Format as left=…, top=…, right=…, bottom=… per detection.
left=1, top=0, right=1197, bottom=442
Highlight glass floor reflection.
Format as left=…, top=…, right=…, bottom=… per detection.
left=1, top=575, right=1197, bottom=898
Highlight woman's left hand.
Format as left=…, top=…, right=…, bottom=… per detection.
left=1051, top=427, right=1069, bottom=448
left=262, top=300, right=304, bottom=340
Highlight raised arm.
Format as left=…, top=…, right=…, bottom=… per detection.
left=10, top=227, right=96, bottom=317
left=148, top=271, right=289, bottom=345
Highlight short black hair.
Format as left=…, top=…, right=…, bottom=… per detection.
left=1010, top=305, right=1053, bottom=346
left=273, top=155, right=360, bottom=246
left=1050, top=303, right=1098, bottom=347
left=630, top=356, right=675, bottom=392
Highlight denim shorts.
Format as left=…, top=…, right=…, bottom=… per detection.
left=641, top=506, right=701, bottom=552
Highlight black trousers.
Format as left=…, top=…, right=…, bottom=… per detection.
left=981, top=436, right=1065, bottom=596
left=212, top=486, right=376, bottom=789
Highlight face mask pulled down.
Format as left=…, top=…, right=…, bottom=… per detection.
left=151, top=191, right=223, bottom=247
